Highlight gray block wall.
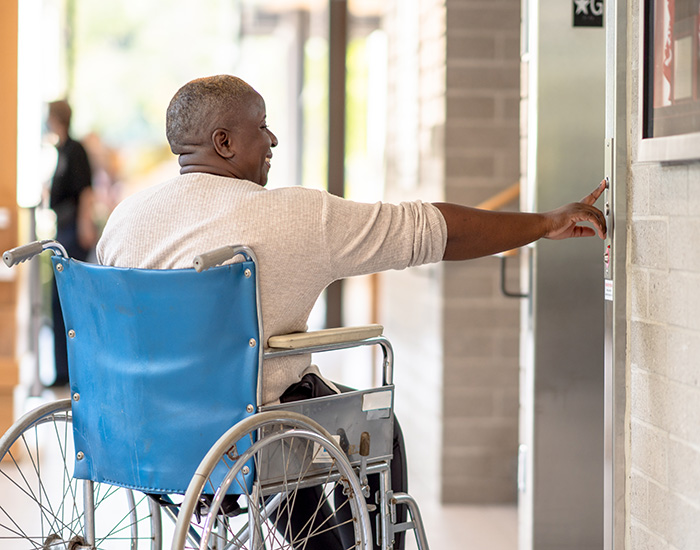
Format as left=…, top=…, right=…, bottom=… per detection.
left=381, top=0, right=521, bottom=505
left=627, top=1, right=700, bottom=547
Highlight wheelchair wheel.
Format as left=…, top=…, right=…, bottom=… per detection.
left=173, top=411, right=372, bottom=550
left=0, top=399, right=162, bottom=550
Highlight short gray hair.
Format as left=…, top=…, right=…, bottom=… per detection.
left=166, top=75, right=256, bottom=152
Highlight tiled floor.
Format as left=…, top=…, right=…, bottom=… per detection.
left=412, top=504, right=517, bottom=549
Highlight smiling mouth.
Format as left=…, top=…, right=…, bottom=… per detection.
left=265, top=153, right=272, bottom=168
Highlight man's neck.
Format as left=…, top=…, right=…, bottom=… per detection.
left=179, top=165, right=230, bottom=177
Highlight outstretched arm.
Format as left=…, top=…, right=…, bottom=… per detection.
left=434, top=180, right=607, bottom=261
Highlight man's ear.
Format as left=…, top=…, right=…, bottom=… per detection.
left=212, top=128, right=235, bottom=158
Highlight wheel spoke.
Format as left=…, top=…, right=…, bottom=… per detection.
left=0, top=404, right=161, bottom=549
left=181, top=415, right=367, bottom=550
left=0, top=505, right=43, bottom=549
left=284, top=435, right=348, bottom=549
left=52, top=414, right=82, bottom=538
left=95, top=491, right=150, bottom=546
left=6, top=424, right=82, bottom=541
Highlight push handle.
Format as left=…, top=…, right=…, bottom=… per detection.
left=193, top=246, right=238, bottom=273
left=3, top=241, right=45, bottom=268
left=193, top=245, right=254, bottom=273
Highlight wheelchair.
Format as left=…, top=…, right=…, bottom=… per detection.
left=0, top=240, right=429, bottom=550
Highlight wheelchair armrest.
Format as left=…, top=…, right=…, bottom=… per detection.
left=264, top=324, right=393, bottom=385
left=267, top=324, right=383, bottom=349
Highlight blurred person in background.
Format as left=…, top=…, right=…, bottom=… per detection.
left=46, top=99, right=97, bottom=386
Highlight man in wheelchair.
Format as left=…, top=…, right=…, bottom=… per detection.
left=92, top=75, right=606, bottom=549
left=97, top=74, right=606, bottom=404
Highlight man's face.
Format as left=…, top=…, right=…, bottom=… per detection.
left=228, top=93, right=278, bottom=186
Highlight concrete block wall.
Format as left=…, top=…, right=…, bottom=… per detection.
left=627, top=1, right=700, bottom=545
left=627, top=161, right=700, bottom=549
left=442, top=0, right=521, bottom=504
left=380, top=0, right=521, bottom=504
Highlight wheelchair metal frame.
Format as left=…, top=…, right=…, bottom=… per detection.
left=1, top=240, right=429, bottom=550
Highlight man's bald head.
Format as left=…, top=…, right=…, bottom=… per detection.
left=166, top=75, right=258, bottom=153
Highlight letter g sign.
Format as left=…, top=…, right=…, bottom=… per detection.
left=590, top=0, right=604, bottom=16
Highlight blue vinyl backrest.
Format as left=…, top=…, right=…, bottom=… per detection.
left=52, top=256, right=259, bottom=494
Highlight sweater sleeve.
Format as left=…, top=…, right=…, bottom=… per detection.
left=319, top=192, right=448, bottom=281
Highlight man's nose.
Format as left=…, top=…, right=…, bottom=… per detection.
left=269, top=130, right=279, bottom=147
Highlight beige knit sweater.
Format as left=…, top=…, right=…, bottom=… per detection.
left=97, top=173, right=447, bottom=403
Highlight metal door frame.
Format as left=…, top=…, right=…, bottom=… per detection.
left=603, top=1, right=628, bottom=549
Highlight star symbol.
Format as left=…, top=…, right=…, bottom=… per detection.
left=574, top=0, right=590, bottom=15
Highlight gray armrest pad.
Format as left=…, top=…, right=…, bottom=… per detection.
left=267, top=324, right=384, bottom=349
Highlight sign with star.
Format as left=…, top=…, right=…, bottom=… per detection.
left=573, top=0, right=604, bottom=27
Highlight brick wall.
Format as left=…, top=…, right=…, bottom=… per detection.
left=381, top=0, right=521, bottom=504
left=442, top=0, right=521, bottom=504
left=628, top=161, right=700, bottom=548
left=627, top=1, right=700, bottom=546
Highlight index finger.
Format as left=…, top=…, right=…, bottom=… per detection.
left=580, top=179, right=607, bottom=205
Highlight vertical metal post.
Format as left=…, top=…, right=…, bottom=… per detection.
left=248, top=482, right=263, bottom=549
left=327, top=0, right=346, bottom=199
left=325, top=0, right=347, bottom=329
left=83, top=480, right=95, bottom=546
left=378, top=467, right=391, bottom=550
left=603, top=1, right=628, bottom=548
left=28, top=207, right=42, bottom=396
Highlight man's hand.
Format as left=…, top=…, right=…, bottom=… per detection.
left=542, top=180, right=607, bottom=240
